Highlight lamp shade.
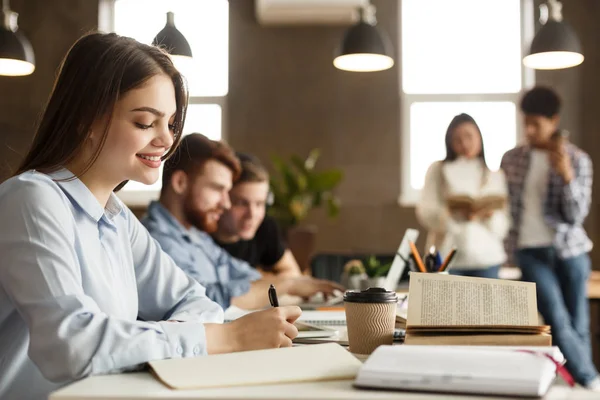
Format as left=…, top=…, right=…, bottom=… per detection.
left=152, top=12, right=192, bottom=58
left=523, top=19, right=583, bottom=70
left=333, top=21, right=394, bottom=72
left=0, top=11, right=34, bottom=76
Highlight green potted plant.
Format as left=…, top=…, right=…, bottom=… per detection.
left=268, top=149, right=343, bottom=273
left=342, top=259, right=367, bottom=290
left=361, top=256, right=392, bottom=290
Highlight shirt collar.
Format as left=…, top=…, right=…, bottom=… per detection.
left=147, top=201, right=210, bottom=245
left=47, top=168, right=124, bottom=223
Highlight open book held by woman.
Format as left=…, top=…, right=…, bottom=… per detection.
left=416, top=114, right=510, bottom=278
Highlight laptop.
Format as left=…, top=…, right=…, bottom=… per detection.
left=300, top=228, right=420, bottom=309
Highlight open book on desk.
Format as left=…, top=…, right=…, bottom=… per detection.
left=354, top=345, right=564, bottom=397
left=405, top=272, right=551, bottom=346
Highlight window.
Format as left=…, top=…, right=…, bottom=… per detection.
left=103, top=0, right=229, bottom=206
left=400, top=0, right=534, bottom=204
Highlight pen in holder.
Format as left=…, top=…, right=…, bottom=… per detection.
left=407, top=241, right=456, bottom=274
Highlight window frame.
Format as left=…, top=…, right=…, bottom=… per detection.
left=398, top=0, right=536, bottom=206
left=98, top=0, right=228, bottom=207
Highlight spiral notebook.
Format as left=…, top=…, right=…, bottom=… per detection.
left=224, top=306, right=347, bottom=326
left=298, top=310, right=346, bottom=326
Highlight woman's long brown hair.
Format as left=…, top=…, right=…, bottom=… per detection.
left=16, top=32, right=188, bottom=190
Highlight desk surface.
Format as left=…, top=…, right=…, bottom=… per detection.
left=49, top=372, right=596, bottom=400
left=50, top=270, right=600, bottom=399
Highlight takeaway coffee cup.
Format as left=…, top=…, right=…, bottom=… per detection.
left=344, top=287, right=398, bottom=355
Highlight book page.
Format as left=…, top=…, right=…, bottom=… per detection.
left=407, top=272, right=538, bottom=326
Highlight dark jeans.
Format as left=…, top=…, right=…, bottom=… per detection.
left=516, top=247, right=598, bottom=386
left=450, top=265, right=500, bottom=279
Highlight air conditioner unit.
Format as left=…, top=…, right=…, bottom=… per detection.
left=255, top=0, right=369, bottom=25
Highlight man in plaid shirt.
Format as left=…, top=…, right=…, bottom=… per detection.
left=501, top=87, right=599, bottom=391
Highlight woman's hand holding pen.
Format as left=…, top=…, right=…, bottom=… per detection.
left=205, top=306, right=302, bottom=354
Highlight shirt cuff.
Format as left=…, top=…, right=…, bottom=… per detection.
left=158, top=320, right=209, bottom=358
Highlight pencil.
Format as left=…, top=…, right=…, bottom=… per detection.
left=408, top=241, right=427, bottom=273
left=439, top=248, right=457, bottom=272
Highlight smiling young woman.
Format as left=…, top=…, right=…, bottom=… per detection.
left=0, top=32, right=301, bottom=400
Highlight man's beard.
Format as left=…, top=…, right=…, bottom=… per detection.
left=183, top=193, right=221, bottom=233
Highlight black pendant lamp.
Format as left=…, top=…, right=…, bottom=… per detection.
left=152, top=12, right=192, bottom=61
left=0, top=0, right=35, bottom=76
left=523, top=0, right=583, bottom=70
left=333, top=3, right=394, bottom=72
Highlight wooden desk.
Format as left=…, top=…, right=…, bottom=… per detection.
left=49, top=372, right=596, bottom=400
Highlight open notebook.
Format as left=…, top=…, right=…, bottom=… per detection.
left=354, top=345, right=564, bottom=397
left=225, top=305, right=347, bottom=326
left=149, top=343, right=361, bottom=390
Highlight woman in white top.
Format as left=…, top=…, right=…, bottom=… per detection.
left=416, top=113, right=510, bottom=278
left=0, top=33, right=301, bottom=400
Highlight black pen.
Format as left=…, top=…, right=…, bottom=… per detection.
left=268, top=284, right=279, bottom=307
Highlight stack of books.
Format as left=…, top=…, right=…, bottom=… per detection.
left=405, top=324, right=551, bottom=346
left=404, top=272, right=551, bottom=346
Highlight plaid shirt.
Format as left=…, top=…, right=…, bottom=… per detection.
left=500, top=144, right=593, bottom=262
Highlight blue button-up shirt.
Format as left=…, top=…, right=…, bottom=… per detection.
left=142, top=201, right=262, bottom=309
left=0, top=170, right=223, bottom=400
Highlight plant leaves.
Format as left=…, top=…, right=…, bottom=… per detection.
left=296, top=173, right=308, bottom=191
left=325, top=196, right=341, bottom=218
left=267, top=148, right=342, bottom=227
left=304, top=148, right=321, bottom=170
left=309, top=170, right=344, bottom=191
left=290, top=155, right=308, bottom=174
